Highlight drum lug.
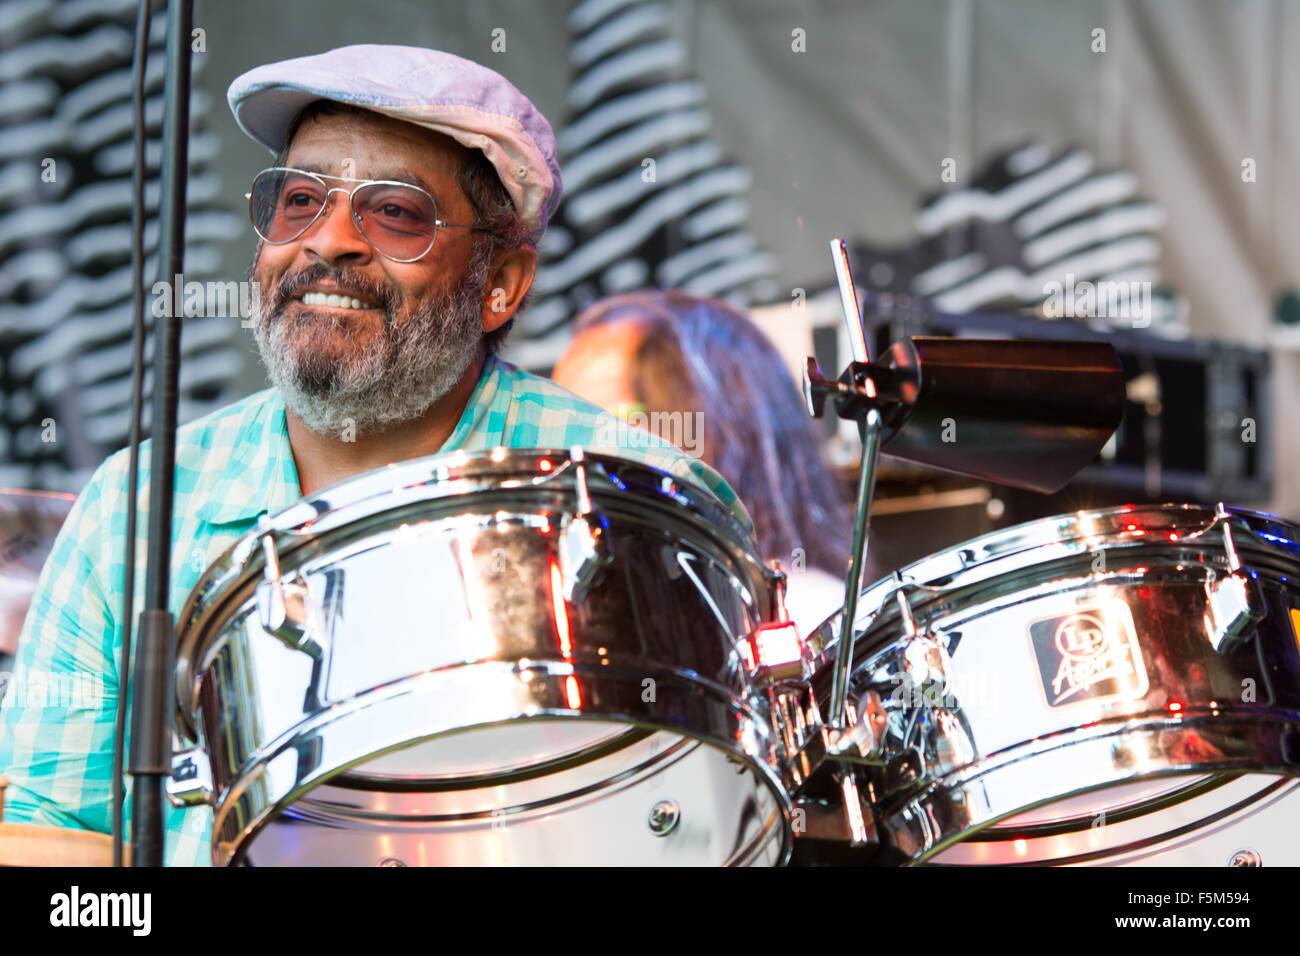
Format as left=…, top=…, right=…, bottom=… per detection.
left=557, top=448, right=613, bottom=603
left=837, top=771, right=874, bottom=846
left=1204, top=569, right=1266, bottom=655
left=166, top=746, right=213, bottom=808
left=256, top=578, right=318, bottom=650
left=1204, top=507, right=1267, bottom=655
left=558, top=513, right=610, bottom=603
left=256, top=528, right=324, bottom=659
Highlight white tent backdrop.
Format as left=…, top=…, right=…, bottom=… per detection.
left=189, top=0, right=1300, bottom=516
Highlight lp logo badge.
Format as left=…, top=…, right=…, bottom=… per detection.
left=1029, top=601, right=1148, bottom=709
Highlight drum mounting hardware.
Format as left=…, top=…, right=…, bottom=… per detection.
left=165, top=746, right=212, bottom=808
left=741, top=563, right=807, bottom=683
left=826, top=691, right=889, bottom=763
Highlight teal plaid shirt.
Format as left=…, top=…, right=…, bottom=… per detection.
left=0, top=355, right=750, bottom=866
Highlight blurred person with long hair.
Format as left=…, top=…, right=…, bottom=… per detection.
left=552, top=290, right=857, bottom=633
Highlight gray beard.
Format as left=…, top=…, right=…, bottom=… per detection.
left=250, top=242, right=492, bottom=438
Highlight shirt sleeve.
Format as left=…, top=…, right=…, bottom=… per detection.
left=0, top=459, right=121, bottom=834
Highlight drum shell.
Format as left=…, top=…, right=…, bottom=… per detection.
left=175, top=451, right=791, bottom=866
left=806, top=503, right=1300, bottom=864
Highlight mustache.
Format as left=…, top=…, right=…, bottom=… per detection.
left=270, top=264, right=398, bottom=316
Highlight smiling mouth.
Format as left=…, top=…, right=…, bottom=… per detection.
left=297, top=291, right=378, bottom=310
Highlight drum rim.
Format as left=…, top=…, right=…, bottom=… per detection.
left=267, top=447, right=753, bottom=541
left=807, top=502, right=1300, bottom=660
left=174, top=447, right=773, bottom=734
left=179, top=446, right=763, bottom=605
left=881, top=714, right=1300, bottom=864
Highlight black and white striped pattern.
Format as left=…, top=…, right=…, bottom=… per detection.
left=849, top=142, right=1170, bottom=323
left=0, top=0, right=243, bottom=491
left=512, top=0, right=780, bottom=369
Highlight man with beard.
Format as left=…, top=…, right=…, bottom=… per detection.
left=0, top=46, right=749, bottom=866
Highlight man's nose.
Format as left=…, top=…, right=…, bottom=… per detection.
left=300, top=190, right=372, bottom=266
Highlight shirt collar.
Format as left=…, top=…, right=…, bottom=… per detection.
left=195, top=387, right=299, bottom=525
left=196, top=356, right=509, bottom=526
left=440, top=352, right=508, bottom=452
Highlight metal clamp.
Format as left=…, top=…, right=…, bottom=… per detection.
left=166, top=745, right=213, bottom=808
left=825, top=575, right=946, bottom=764
left=826, top=690, right=890, bottom=764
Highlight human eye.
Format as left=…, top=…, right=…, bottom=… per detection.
left=284, top=186, right=322, bottom=209
left=377, top=200, right=418, bottom=220
left=359, top=186, right=435, bottom=233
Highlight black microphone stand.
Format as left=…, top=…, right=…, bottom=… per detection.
left=128, top=0, right=192, bottom=867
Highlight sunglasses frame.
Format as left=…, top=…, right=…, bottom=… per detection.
left=246, top=166, right=492, bottom=263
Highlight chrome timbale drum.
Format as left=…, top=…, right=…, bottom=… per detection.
left=806, top=504, right=1300, bottom=865
left=173, top=449, right=791, bottom=865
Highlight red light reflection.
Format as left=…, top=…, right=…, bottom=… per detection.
left=549, top=559, right=572, bottom=657
left=565, top=675, right=582, bottom=708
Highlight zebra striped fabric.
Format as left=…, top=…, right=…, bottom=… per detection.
left=0, top=0, right=243, bottom=491
left=513, top=0, right=782, bottom=370
left=845, top=141, right=1184, bottom=335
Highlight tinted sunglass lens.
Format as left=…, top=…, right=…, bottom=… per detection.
left=251, top=170, right=328, bottom=242
left=353, top=183, right=438, bottom=260
left=248, top=172, right=440, bottom=260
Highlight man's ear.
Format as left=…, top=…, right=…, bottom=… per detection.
left=481, top=243, right=537, bottom=332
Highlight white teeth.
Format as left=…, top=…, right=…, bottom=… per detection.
left=300, top=291, right=372, bottom=309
